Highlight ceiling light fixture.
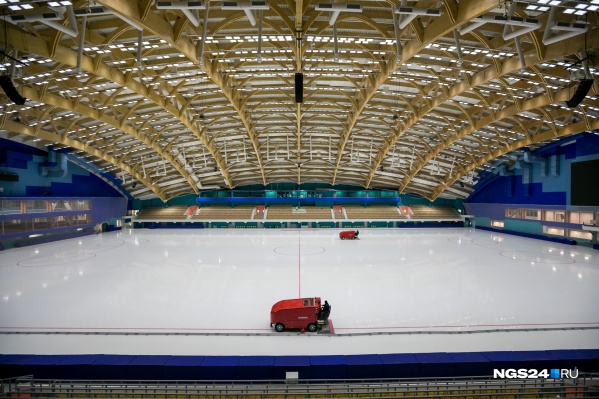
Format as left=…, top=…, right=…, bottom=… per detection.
left=315, top=3, right=362, bottom=26
left=8, top=10, right=78, bottom=37
left=394, top=6, right=442, bottom=30
left=542, top=6, right=588, bottom=45
left=221, top=1, right=269, bottom=26
left=459, top=14, right=540, bottom=40
left=155, top=1, right=206, bottom=27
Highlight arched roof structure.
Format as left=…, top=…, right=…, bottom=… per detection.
left=0, top=0, right=598, bottom=201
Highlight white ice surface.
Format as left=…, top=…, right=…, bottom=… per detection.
left=1, top=228, right=598, bottom=355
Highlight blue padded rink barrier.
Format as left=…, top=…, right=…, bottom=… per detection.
left=0, top=228, right=598, bottom=379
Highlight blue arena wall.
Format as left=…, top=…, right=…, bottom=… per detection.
left=464, top=133, right=599, bottom=244
left=0, top=138, right=125, bottom=198
left=0, top=139, right=130, bottom=248
left=0, top=349, right=597, bottom=380
left=466, top=133, right=599, bottom=207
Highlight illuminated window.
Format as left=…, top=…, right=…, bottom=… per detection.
left=505, top=208, right=522, bottom=218
left=524, top=209, right=540, bottom=220
left=543, top=210, right=565, bottom=222
left=543, top=226, right=564, bottom=236
left=567, top=229, right=592, bottom=240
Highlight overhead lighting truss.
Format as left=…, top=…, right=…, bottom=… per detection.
left=393, top=7, right=442, bottom=30
left=542, top=6, right=588, bottom=45
left=8, top=10, right=77, bottom=37
left=72, top=6, right=111, bottom=16
left=459, top=14, right=541, bottom=40
left=9, top=4, right=144, bottom=32
left=155, top=1, right=206, bottom=27
left=315, top=3, right=362, bottom=26
left=221, top=1, right=270, bottom=26
left=74, top=4, right=144, bottom=30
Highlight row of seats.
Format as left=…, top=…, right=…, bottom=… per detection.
left=192, top=206, right=254, bottom=220
left=136, top=206, right=460, bottom=221
left=344, top=205, right=407, bottom=220
left=409, top=205, right=460, bottom=219
left=266, top=206, right=332, bottom=220
left=135, top=206, right=188, bottom=220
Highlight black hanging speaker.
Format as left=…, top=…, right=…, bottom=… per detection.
left=0, top=75, right=26, bottom=105
left=295, top=72, right=303, bottom=103
left=566, top=79, right=593, bottom=108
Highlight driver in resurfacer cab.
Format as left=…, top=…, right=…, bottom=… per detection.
left=319, top=300, right=331, bottom=320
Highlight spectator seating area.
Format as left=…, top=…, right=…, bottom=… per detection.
left=191, top=206, right=254, bottom=220
left=308, top=207, right=334, bottom=219
left=265, top=206, right=296, bottom=220
left=409, top=205, right=460, bottom=219
left=273, top=206, right=333, bottom=220
left=344, top=205, right=405, bottom=220
left=135, top=206, right=188, bottom=220
left=135, top=205, right=462, bottom=222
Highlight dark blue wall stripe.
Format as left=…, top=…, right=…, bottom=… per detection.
left=0, top=350, right=596, bottom=380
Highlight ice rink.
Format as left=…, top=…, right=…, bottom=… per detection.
left=1, top=227, right=598, bottom=356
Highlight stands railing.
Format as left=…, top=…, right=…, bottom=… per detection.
left=132, top=205, right=463, bottom=224
left=1, top=374, right=598, bottom=399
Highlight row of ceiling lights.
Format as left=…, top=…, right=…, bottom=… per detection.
left=2, top=5, right=592, bottom=157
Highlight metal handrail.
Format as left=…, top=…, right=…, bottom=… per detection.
left=1, top=373, right=597, bottom=399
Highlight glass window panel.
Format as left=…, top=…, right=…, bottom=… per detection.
left=567, top=229, right=592, bottom=240
left=523, top=209, right=540, bottom=220
left=568, top=212, right=580, bottom=224
left=73, top=200, right=91, bottom=211
left=543, top=226, right=564, bottom=236
left=4, top=219, right=33, bottom=234
left=580, top=212, right=593, bottom=224
left=505, top=208, right=522, bottom=218
left=26, top=200, right=47, bottom=213
left=1, top=200, right=22, bottom=215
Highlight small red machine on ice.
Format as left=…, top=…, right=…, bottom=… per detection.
left=270, top=297, right=330, bottom=332
left=339, top=230, right=359, bottom=240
